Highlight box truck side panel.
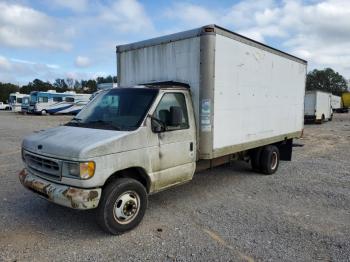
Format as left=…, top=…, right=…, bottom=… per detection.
left=304, top=93, right=316, bottom=116
left=331, top=95, right=341, bottom=110
left=315, top=92, right=331, bottom=120
left=213, top=34, right=305, bottom=150
left=118, top=37, right=201, bottom=122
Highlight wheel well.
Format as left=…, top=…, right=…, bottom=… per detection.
left=103, top=167, right=150, bottom=193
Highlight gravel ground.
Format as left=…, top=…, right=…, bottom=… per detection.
left=0, top=111, right=349, bottom=262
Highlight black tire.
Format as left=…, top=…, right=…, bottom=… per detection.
left=260, top=145, right=280, bottom=175
left=96, top=178, right=148, bottom=235
left=249, top=148, right=262, bottom=171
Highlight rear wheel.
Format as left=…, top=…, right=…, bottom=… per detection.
left=260, top=145, right=280, bottom=175
left=96, top=178, right=148, bottom=235
left=41, top=110, right=47, bottom=115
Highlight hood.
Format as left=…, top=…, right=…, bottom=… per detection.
left=22, top=126, right=146, bottom=159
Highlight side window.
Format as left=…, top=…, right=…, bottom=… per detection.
left=53, top=97, right=63, bottom=102
left=65, top=97, right=74, bottom=102
left=17, top=98, right=23, bottom=103
left=154, top=93, right=189, bottom=131
left=38, top=96, right=48, bottom=103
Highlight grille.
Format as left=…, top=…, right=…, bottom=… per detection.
left=24, top=152, right=61, bottom=179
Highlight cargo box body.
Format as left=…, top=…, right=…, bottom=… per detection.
left=117, top=25, right=307, bottom=160
left=304, top=91, right=332, bottom=121
left=331, top=95, right=341, bottom=110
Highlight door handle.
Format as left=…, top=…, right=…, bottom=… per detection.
left=190, top=142, right=193, bottom=152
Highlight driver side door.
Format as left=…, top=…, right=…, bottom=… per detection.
left=152, top=91, right=196, bottom=190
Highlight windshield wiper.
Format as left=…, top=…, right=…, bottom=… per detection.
left=65, top=117, right=83, bottom=126
left=87, top=120, right=121, bottom=130
left=71, top=117, right=82, bottom=122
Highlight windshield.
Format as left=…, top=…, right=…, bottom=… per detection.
left=30, top=94, right=37, bottom=103
left=23, top=97, right=29, bottom=104
left=9, top=96, right=16, bottom=103
left=66, top=88, right=158, bottom=131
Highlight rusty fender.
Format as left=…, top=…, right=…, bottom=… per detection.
left=18, top=169, right=101, bottom=209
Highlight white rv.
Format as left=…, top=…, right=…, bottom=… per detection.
left=29, top=90, right=90, bottom=115
left=9, top=92, right=27, bottom=112
left=46, top=94, right=91, bottom=115
left=304, top=91, right=332, bottom=123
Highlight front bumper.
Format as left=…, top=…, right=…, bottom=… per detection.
left=19, top=169, right=101, bottom=210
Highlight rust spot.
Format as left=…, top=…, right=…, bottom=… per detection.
left=68, top=188, right=79, bottom=194
left=87, top=191, right=98, bottom=201
left=18, top=169, right=27, bottom=183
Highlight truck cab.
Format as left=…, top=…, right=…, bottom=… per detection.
left=20, top=84, right=197, bottom=234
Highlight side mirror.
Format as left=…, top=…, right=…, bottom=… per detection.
left=148, top=115, right=166, bottom=133
left=152, top=122, right=165, bottom=133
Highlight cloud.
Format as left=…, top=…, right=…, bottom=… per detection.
left=51, top=0, right=89, bottom=13
left=0, top=56, right=12, bottom=71
left=0, top=55, right=62, bottom=84
left=65, top=71, right=108, bottom=80
left=163, top=0, right=350, bottom=77
left=1, top=0, right=350, bottom=85
left=99, top=0, right=154, bottom=33
left=221, top=0, right=276, bottom=29
left=255, top=0, right=350, bottom=76
left=0, top=2, right=73, bottom=51
left=0, top=54, right=105, bottom=84
left=75, top=56, right=91, bottom=68
left=163, top=0, right=276, bottom=42
left=164, top=3, right=218, bottom=27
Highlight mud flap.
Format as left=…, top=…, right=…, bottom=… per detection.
left=278, top=139, right=293, bottom=161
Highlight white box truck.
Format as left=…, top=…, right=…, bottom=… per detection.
left=19, top=25, right=307, bottom=234
left=331, top=94, right=341, bottom=112
left=304, top=90, right=332, bottom=123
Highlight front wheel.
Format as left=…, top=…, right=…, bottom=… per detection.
left=96, top=178, right=148, bottom=235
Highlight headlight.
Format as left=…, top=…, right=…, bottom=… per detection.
left=62, top=161, right=95, bottom=179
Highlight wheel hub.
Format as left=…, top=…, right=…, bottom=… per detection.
left=113, top=191, right=140, bottom=224
left=271, top=152, right=278, bottom=170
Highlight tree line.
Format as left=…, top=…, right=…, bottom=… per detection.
left=0, top=75, right=117, bottom=103
left=306, top=68, right=348, bottom=96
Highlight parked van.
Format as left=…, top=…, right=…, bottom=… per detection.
left=304, top=91, right=332, bottom=123
left=19, top=25, right=307, bottom=234
left=9, top=92, right=27, bottom=112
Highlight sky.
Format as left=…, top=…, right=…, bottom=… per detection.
left=0, top=0, right=349, bottom=85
